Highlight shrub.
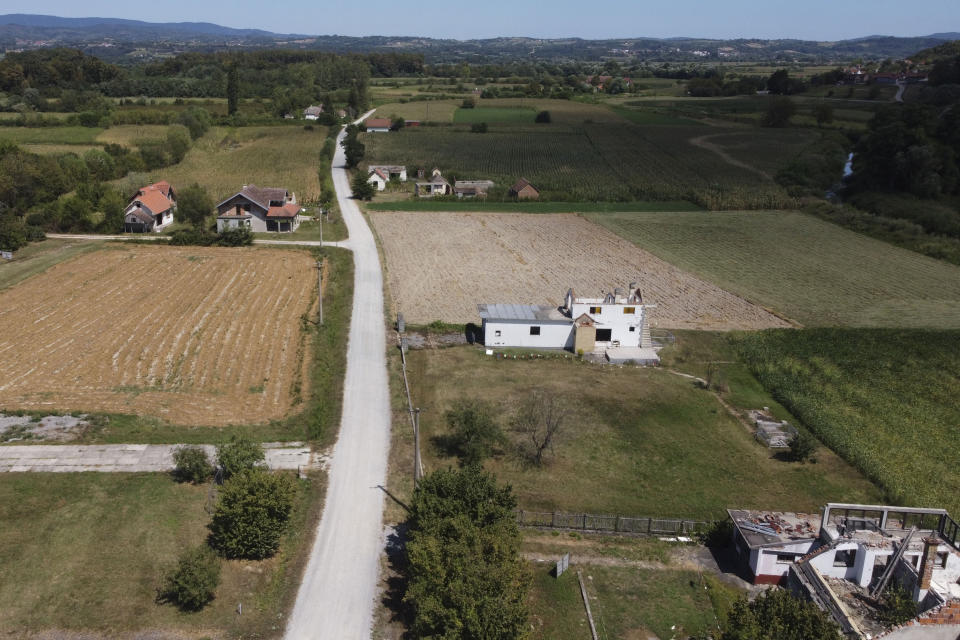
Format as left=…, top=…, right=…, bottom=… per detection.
left=172, top=446, right=214, bottom=484
left=159, top=545, right=221, bottom=611
left=787, top=430, right=817, bottom=462
left=215, top=227, right=253, bottom=246
left=720, top=588, right=840, bottom=640
left=445, top=399, right=503, bottom=466
left=208, top=469, right=298, bottom=559
left=878, top=583, right=918, bottom=626
left=470, top=122, right=488, bottom=133
left=168, top=228, right=215, bottom=246
left=216, top=434, right=265, bottom=479
left=535, top=110, right=551, bottom=123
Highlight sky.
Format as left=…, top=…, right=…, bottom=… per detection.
left=3, top=0, right=960, bottom=41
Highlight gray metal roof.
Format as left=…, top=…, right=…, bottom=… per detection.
left=477, top=304, right=568, bottom=323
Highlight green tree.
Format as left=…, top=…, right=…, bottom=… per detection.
left=814, top=102, right=834, bottom=128
left=787, top=430, right=817, bottom=462
left=83, top=148, right=116, bottom=182
left=159, top=545, right=221, bottom=611
left=98, top=186, right=127, bottom=233
left=445, top=399, right=504, bottom=466
left=344, top=137, right=365, bottom=169
left=176, top=106, right=212, bottom=140
left=767, top=69, right=791, bottom=95
left=404, top=466, right=529, bottom=639
left=721, top=589, right=840, bottom=640
left=208, top=469, right=298, bottom=560
left=535, top=110, right=551, bottom=123
left=172, top=446, right=214, bottom=484
left=878, top=583, right=918, bottom=626
left=166, top=124, right=192, bottom=164
left=176, top=183, right=213, bottom=230
left=761, top=96, right=797, bottom=128
left=216, top=434, right=265, bottom=479
left=351, top=172, right=375, bottom=200
left=227, top=64, right=240, bottom=116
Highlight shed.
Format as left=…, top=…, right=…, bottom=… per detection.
left=509, top=178, right=539, bottom=200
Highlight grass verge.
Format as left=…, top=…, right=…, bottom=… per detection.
left=365, top=200, right=702, bottom=213
left=0, top=470, right=325, bottom=636
left=0, top=238, right=102, bottom=291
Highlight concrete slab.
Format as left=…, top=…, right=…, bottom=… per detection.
left=0, top=443, right=313, bottom=473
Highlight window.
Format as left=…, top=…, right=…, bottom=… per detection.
left=937, top=551, right=949, bottom=569
left=494, top=330, right=501, bottom=337
left=834, top=549, right=857, bottom=568
left=595, top=329, right=612, bottom=342
left=589, top=306, right=602, bottom=314
left=623, top=307, right=635, bottom=314
left=529, top=326, right=541, bottom=336
left=629, top=326, right=636, bottom=332
left=775, top=553, right=795, bottom=565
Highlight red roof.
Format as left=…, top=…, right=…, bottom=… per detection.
left=365, top=118, right=392, bottom=129
left=267, top=203, right=300, bottom=218
left=133, top=190, right=173, bottom=215
left=147, top=181, right=172, bottom=197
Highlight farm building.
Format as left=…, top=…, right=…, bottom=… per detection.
left=368, top=168, right=389, bottom=191
left=509, top=178, right=540, bottom=200
left=303, top=105, right=324, bottom=120
left=216, top=184, right=300, bottom=233
left=364, top=117, right=392, bottom=132
left=415, top=168, right=452, bottom=197
left=478, top=285, right=658, bottom=363
left=454, top=180, right=494, bottom=198
left=729, top=502, right=960, bottom=639
left=368, top=164, right=407, bottom=181
left=124, top=181, right=176, bottom=233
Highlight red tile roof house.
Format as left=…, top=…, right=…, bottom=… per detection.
left=215, top=184, right=300, bottom=233
left=364, top=117, right=393, bottom=132
left=124, top=181, right=176, bottom=233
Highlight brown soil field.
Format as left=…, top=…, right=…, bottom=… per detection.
left=369, top=211, right=789, bottom=330
left=0, top=245, right=316, bottom=426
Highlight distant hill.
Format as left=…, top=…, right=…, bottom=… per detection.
left=912, top=39, right=960, bottom=63
left=1, top=14, right=958, bottom=64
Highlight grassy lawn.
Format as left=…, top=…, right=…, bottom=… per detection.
left=0, top=471, right=323, bottom=636
left=373, top=100, right=460, bottom=122
left=587, top=210, right=960, bottom=328
left=738, top=328, right=960, bottom=514
left=0, top=238, right=103, bottom=291
left=453, top=106, right=536, bottom=124
left=0, top=126, right=104, bottom=144
left=365, top=200, right=702, bottom=213
left=18, top=143, right=102, bottom=155
left=119, top=125, right=330, bottom=204
left=253, top=216, right=348, bottom=243
left=95, top=124, right=172, bottom=146
left=386, top=346, right=881, bottom=522
left=609, top=105, right=706, bottom=126
left=528, top=565, right=733, bottom=640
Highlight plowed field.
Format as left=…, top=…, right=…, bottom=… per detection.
left=369, top=211, right=789, bottom=330
left=0, top=246, right=316, bottom=426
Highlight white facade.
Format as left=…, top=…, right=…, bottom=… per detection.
left=482, top=318, right=574, bottom=350
left=216, top=216, right=252, bottom=232
left=571, top=297, right=645, bottom=348
left=368, top=172, right=387, bottom=191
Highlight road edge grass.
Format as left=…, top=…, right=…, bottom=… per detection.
left=364, top=200, right=703, bottom=213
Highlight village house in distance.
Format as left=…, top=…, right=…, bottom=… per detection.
left=123, top=181, right=176, bottom=233
left=215, top=184, right=300, bottom=233
left=478, top=284, right=659, bottom=364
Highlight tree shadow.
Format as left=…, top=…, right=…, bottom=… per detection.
left=381, top=523, right=415, bottom=635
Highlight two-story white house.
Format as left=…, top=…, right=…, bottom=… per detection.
left=477, top=285, right=658, bottom=363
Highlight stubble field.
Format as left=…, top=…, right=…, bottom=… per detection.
left=0, top=245, right=316, bottom=425
left=368, top=211, right=789, bottom=330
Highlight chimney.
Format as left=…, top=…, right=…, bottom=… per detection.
left=918, top=536, right=939, bottom=591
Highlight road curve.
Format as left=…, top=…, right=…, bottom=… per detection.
left=284, top=111, right=391, bottom=640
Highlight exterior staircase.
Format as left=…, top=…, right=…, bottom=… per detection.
left=640, top=320, right=653, bottom=348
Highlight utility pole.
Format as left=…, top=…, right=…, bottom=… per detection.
left=316, top=260, right=324, bottom=326
left=413, top=407, right=422, bottom=486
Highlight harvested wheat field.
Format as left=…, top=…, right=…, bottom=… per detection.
left=370, top=211, right=790, bottom=330
left=0, top=245, right=315, bottom=426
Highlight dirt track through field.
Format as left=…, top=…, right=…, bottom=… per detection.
left=370, top=211, right=790, bottom=330
left=0, top=245, right=315, bottom=425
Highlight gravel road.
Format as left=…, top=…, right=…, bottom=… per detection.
left=284, top=111, right=392, bottom=640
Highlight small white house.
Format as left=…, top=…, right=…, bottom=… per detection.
left=368, top=164, right=407, bottom=182
left=124, top=181, right=176, bottom=233
left=303, top=105, right=323, bottom=120
left=478, top=285, right=658, bottom=363
left=368, top=168, right=388, bottom=191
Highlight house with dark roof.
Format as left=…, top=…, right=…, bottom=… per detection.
left=509, top=178, right=539, bottom=200
left=215, top=184, right=300, bottom=233
left=124, top=181, right=176, bottom=233
left=414, top=168, right=451, bottom=197
left=454, top=180, right=494, bottom=198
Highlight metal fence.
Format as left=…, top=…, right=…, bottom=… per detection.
left=516, top=509, right=710, bottom=536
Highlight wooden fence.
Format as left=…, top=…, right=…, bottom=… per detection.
left=516, top=509, right=710, bottom=536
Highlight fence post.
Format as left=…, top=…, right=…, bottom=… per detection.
left=615, top=515, right=621, bottom=533
left=582, top=514, right=587, bottom=530
left=552, top=512, right=557, bottom=528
